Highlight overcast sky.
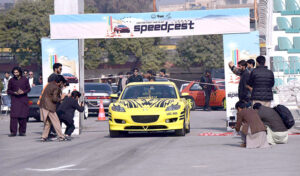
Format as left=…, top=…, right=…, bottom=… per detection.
left=0, top=0, right=14, bottom=3
left=157, top=0, right=194, bottom=6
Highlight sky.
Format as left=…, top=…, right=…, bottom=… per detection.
left=0, top=0, right=14, bottom=3
left=157, top=0, right=194, bottom=6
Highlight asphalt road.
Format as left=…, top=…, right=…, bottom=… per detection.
left=1, top=110, right=300, bottom=176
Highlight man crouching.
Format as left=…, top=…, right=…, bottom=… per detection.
left=57, top=91, right=84, bottom=140
left=235, top=101, right=269, bottom=149
left=253, top=103, right=288, bottom=145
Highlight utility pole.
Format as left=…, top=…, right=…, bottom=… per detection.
left=153, top=0, right=157, bottom=12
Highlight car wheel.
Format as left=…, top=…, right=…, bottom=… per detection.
left=34, top=116, right=41, bottom=122
left=109, top=130, right=121, bottom=137
left=84, top=104, right=89, bottom=119
left=175, top=120, right=186, bottom=136
left=186, top=97, right=196, bottom=111
left=186, top=122, right=191, bottom=133
left=222, top=99, right=226, bottom=110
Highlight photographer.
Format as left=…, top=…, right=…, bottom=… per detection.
left=56, top=91, right=84, bottom=140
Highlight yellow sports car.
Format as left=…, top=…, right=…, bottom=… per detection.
left=108, top=82, right=191, bottom=137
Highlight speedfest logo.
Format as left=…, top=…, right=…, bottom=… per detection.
left=134, top=21, right=195, bottom=34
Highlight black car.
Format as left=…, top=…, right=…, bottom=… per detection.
left=28, top=85, right=43, bottom=121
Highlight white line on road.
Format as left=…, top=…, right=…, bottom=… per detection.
left=25, top=164, right=87, bottom=172
left=192, top=165, right=208, bottom=168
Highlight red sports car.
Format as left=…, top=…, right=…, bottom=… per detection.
left=62, top=73, right=78, bottom=83
left=181, top=80, right=226, bottom=110
left=114, top=25, right=130, bottom=33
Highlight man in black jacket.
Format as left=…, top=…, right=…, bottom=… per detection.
left=253, top=103, right=288, bottom=145
left=200, top=70, right=213, bottom=111
left=127, top=68, right=143, bottom=83
left=57, top=91, right=84, bottom=139
left=248, top=56, right=274, bottom=107
left=237, top=60, right=251, bottom=105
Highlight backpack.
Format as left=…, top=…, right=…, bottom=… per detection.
left=273, top=104, right=295, bottom=129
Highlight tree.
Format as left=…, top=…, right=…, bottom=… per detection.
left=176, top=35, right=224, bottom=70
left=0, top=0, right=54, bottom=66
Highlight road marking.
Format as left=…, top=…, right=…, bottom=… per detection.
left=25, top=164, right=86, bottom=172
left=192, top=165, right=208, bottom=168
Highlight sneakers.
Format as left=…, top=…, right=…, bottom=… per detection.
left=41, top=137, right=48, bottom=142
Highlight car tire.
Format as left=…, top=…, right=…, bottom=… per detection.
left=109, top=130, right=121, bottom=137
left=222, top=99, right=226, bottom=110
left=186, top=97, right=196, bottom=111
left=175, top=120, right=186, bottom=136
left=186, top=123, right=191, bottom=133
left=34, top=116, right=41, bottom=122
left=84, top=104, right=89, bottom=119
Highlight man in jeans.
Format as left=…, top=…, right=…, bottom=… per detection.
left=247, top=56, right=274, bottom=107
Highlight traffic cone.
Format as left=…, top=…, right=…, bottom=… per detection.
left=97, top=100, right=106, bottom=121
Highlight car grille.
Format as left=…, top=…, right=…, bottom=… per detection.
left=124, top=125, right=167, bottom=130
left=131, top=115, right=159, bottom=123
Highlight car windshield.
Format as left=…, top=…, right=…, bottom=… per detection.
left=119, top=25, right=126, bottom=27
left=121, top=84, right=177, bottom=99
left=28, top=85, right=43, bottom=95
left=85, top=84, right=112, bottom=93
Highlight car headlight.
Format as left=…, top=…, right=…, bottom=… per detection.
left=165, top=104, right=181, bottom=111
left=111, top=105, right=126, bottom=112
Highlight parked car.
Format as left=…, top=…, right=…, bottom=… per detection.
left=114, top=25, right=130, bottom=33
left=62, top=73, right=78, bottom=83
left=181, top=80, right=226, bottom=110
left=179, top=83, right=189, bottom=92
left=84, top=83, right=113, bottom=116
left=28, top=85, right=43, bottom=121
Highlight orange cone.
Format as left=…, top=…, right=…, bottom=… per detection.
left=97, top=100, right=106, bottom=121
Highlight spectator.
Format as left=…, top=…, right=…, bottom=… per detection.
left=124, top=72, right=131, bottom=86
left=247, top=59, right=255, bottom=72
left=2, top=72, right=12, bottom=108
left=127, top=68, right=143, bottom=83
left=56, top=91, right=84, bottom=140
left=39, top=75, right=66, bottom=142
left=23, top=69, right=29, bottom=78
left=253, top=103, right=288, bottom=145
left=247, top=56, right=275, bottom=107
left=234, top=101, right=269, bottom=149
left=7, top=67, right=31, bottom=137
left=145, top=70, right=154, bottom=81
left=28, top=71, right=38, bottom=88
left=159, top=69, right=168, bottom=78
left=200, top=70, right=213, bottom=111
left=48, top=63, right=62, bottom=83
left=37, top=73, right=43, bottom=85
left=237, top=60, right=251, bottom=105
left=117, top=72, right=124, bottom=93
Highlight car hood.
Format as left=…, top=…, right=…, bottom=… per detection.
left=114, top=98, right=180, bottom=109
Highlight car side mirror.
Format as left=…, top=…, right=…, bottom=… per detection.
left=110, top=94, right=119, bottom=99
left=180, top=92, right=189, bottom=98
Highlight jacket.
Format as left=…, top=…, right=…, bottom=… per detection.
left=248, top=66, right=274, bottom=101
left=238, top=69, right=250, bottom=102
left=200, top=75, right=213, bottom=92
left=39, top=82, right=61, bottom=112
left=235, top=109, right=266, bottom=135
left=127, top=75, right=143, bottom=83
left=257, top=106, right=287, bottom=132
left=57, top=97, right=84, bottom=123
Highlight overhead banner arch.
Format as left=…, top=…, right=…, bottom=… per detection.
left=50, top=8, right=250, bottom=39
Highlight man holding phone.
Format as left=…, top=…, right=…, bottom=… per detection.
left=56, top=91, right=84, bottom=140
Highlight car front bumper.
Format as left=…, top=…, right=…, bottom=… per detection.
left=108, top=111, right=185, bottom=132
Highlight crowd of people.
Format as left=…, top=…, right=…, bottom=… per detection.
left=1, top=56, right=291, bottom=146
left=228, top=56, right=289, bottom=149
